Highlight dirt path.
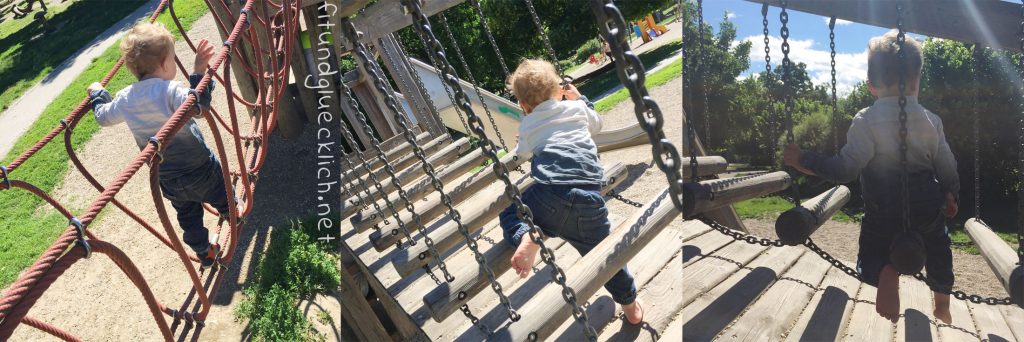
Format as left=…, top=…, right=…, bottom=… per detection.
left=8, top=12, right=331, bottom=341
left=0, top=0, right=160, bottom=160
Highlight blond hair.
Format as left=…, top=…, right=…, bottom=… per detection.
left=507, top=59, right=560, bottom=108
left=120, top=23, right=175, bottom=79
left=867, top=29, right=923, bottom=89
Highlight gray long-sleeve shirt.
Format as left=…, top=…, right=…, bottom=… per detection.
left=800, top=96, right=959, bottom=214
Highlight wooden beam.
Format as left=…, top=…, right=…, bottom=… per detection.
left=394, top=163, right=626, bottom=279
left=682, top=171, right=792, bottom=218
left=965, top=218, right=1024, bottom=307
left=343, top=148, right=489, bottom=222
left=377, top=33, right=448, bottom=138
left=208, top=0, right=259, bottom=101
left=338, top=0, right=467, bottom=50
left=343, top=135, right=453, bottom=187
left=335, top=255, right=391, bottom=341
left=500, top=186, right=681, bottom=340
left=775, top=185, right=851, bottom=245
left=351, top=80, right=398, bottom=140
left=749, top=0, right=1024, bottom=52
left=357, top=151, right=522, bottom=236
left=350, top=130, right=429, bottom=177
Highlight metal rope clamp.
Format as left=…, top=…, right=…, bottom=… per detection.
left=239, top=8, right=251, bottom=29
left=69, top=218, right=91, bottom=258
left=0, top=165, right=11, bottom=190
left=148, top=137, right=165, bottom=165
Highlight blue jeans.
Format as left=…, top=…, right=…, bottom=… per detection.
left=857, top=174, right=953, bottom=293
left=158, top=155, right=230, bottom=255
left=499, top=183, right=638, bottom=305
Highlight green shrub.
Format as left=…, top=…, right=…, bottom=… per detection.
left=236, top=284, right=315, bottom=341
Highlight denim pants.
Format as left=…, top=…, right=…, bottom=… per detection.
left=857, top=174, right=954, bottom=293
left=499, top=183, right=638, bottom=305
left=158, top=155, right=231, bottom=255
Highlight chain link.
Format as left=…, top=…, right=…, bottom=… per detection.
left=762, top=2, right=778, bottom=169
left=1017, top=0, right=1024, bottom=265
left=438, top=13, right=509, bottom=151
left=523, top=0, right=564, bottom=78
left=829, top=16, right=838, bottom=155
left=697, top=0, right=711, bottom=148
left=414, top=20, right=473, bottom=136
left=606, top=189, right=643, bottom=208
left=469, top=0, right=511, bottom=80
left=460, top=304, right=491, bottom=336
left=895, top=5, right=912, bottom=234
left=679, top=3, right=699, bottom=183
left=779, top=0, right=801, bottom=206
left=393, top=2, right=528, bottom=325
left=972, top=45, right=982, bottom=219
left=383, top=35, right=451, bottom=142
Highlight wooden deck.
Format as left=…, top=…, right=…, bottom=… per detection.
left=337, top=145, right=1023, bottom=342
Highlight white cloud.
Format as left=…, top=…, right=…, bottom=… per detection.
left=823, top=17, right=853, bottom=26
left=738, top=35, right=867, bottom=96
left=726, top=11, right=738, bottom=20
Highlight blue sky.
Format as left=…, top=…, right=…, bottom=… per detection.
left=698, top=0, right=916, bottom=95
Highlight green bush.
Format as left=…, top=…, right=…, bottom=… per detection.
left=572, top=38, right=602, bottom=65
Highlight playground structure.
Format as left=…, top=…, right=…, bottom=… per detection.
left=0, top=0, right=1023, bottom=341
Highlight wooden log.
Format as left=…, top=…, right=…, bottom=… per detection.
left=682, top=171, right=792, bottom=218
left=335, top=255, right=391, bottom=341
left=339, top=0, right=466, bottom=50
left=775, top=185, right=851, bottom=245
left=352, top=129, right=428, bottom=176
left=966, top=218, right=1024, bottom=307
left=209, top=0, right=259, bottom=101
left=497, top=186, right=682, bottom=340
left=352, top=150, right=516, bottom=229
left=377, top=33, right=447, bottom=138
left=392, top=163, right=626, bottom=277
left=345, top=135, right=452, bottom=187
left=351, top=79, right=397, bottom=140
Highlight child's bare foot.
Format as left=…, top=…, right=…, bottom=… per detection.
left=622, top=300, right=644, bottom=325
left=934, top=292, right=952, bottom=324
left=511, top=236, right=540, bottom=278
left=876, top=265, right=901, bottom=323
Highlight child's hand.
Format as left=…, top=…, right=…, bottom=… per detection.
left=943, top=192, right=958, bottom=218
left=193, top=39, right=215, bottom=74
left=561, top=84, right=581, bottom=101
left=87, top=82, right=103, bottom=94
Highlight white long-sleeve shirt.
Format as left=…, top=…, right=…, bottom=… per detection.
left=514, top=97, right=604, bottom=185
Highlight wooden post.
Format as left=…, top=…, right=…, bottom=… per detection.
left=299, top=5, right=346, bottom=131
left=395, top=163, right=626, bottom=278
left=377, top=33, right=447, bottom=138
left=682, top=171, right=792, bottom=218
left=288, top=27, right=318, bottom=123
left=358, top=152, right=522, bottom=237
left=208, top=0, right=260, bottom=102
left=965, top=218, right=1024, bottom=307
left=775, top=185, right=851, bottom=245
left=351, top=79, right=398, bottom=139
left=335, top=254, right=391, bottom=341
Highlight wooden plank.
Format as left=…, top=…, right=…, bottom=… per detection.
left=346, top=130, right=428, bottom=179
left=340, top=0, right=466, bottom=49
left=389, top=163, right=625, bottom=275
left=595, top=228, right=743, bottom=342
left=968, top=302, right=1017, bottom=342
left=937, top=297, right=981, bottom=342
left=377, top=33, right=447, bottom=138
left=335, top=258, right=392, bottom=341
left=679, top=245, right=806, bottom=341
left=895, top=276, right=939, bottom=342
left=338, top=239, right=427, bottom=340
left=784, top=267, right=862, bottom=342
left=658, top=313, right=683, bottom=342
left=966, top=218, right=1023, bottom=302
left=351, top=79, right=397, bottom=140
left=748, top=0, right=1024, bottom=53
left=718, top=252, right=831, bottom=341
left=348, top=135, right=453, bottom=186
left=548, top=222, right=710, bottom=340
left=999, top=305, right=1024, bottom=342
left=843, top=282, right=895, bottom=341
left=346, top=136, right=464, bottom=214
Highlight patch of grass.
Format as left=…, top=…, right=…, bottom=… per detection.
left=595, top=57, right=682, bottom=113
left=734, top=196, right=792, bottom=219
left=0, top=0, right=150, bottom=111
left=469, top=149, right=508, bottom=174
left=236, top=221, right=340, bottom=341
left=578, top=38, right=681, bottom=101
left=0, top=0, right=209, bottom=288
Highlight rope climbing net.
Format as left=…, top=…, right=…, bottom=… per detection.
left=0, top=0, right=298, bottom=339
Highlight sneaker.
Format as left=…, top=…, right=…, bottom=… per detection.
left=199, top=243, right=221, bottom=270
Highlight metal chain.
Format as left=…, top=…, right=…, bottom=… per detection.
left=417, top=17, right=473, bottom=135
left=393, top=36, right=449, bottom=140
left=896, top=5, right=912, bottom=234
left=348, top=10, right=523, bottom=325
left=460, top=304, right=491, bottom=336
left=379, top=35, right=453, bottom=142
left=697, top=0, right=711, bottom=148
left=336, top=59, right=420, bottom=248
left=438, top=12, right=509, bottom=151
left=779, top=0, right=800, bottom=206
left=338, top=137, right=390, bottom=223
left=973, top=44, right=982, bottom=220
left=606, top=189, right=643, bottom=208
left=829, top=16, right=838, bottom=154
left=523, top=0, right=564, bottom=77
left=469, top=0, right=511, bottom=79
left=1017, top=0, right=1024, bottom=265
left=681, top=2, right=699, bottom=183
left=762, top=2, right=778, bottom=169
